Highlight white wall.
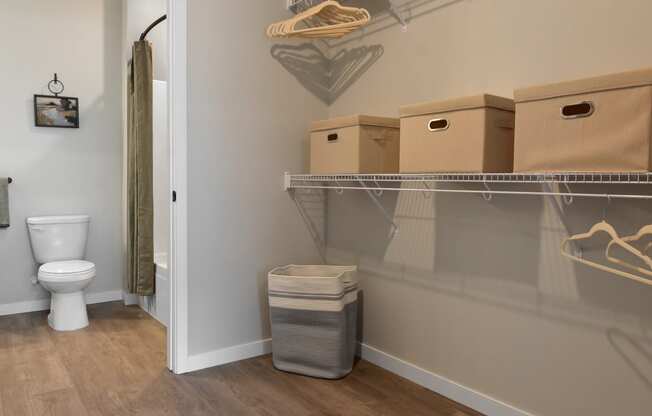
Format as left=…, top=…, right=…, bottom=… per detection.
left=186, top=1, right=327, bottom=355
left=152, top=80, right=169, bottom=257
left=0, top=0, right=124, bottom=304
left=322, top=1, right=652, bottom=416
left=126, top=0, right=167, bottom=81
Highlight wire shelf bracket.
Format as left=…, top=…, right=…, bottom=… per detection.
left=357, top=179, right=399, bottom=238
left=285, top=172, right=652, bottom=252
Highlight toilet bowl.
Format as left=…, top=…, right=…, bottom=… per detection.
left=38, top=260, right=96, bottom=331
left=27, top=215, right=95, bottom=331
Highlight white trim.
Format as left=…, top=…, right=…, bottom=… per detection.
left=168, top=0, right=189, bottom=374
left=137, top=296, right=167, bottom=327
left=0, top=290, right=123, bottom=317
left=122, top=291, right=139, bottom=306
left=120, top=0, right=129, bottom=313
left=185, top=339, right=273, bottom=374
left=360, top=343, right=534, bottom=416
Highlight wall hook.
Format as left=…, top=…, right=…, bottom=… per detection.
left=47, top=73, right=65, bottom=96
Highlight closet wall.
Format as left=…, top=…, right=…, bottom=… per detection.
left=186, top=1, right=327, bottom=356
left=323, top=1, right=652, bottom=416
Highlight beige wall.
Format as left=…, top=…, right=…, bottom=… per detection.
left=322, top=1, right=652, bottom=415
left=186, top=1, right=327, bottom=355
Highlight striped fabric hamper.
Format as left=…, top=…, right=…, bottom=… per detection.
left=268, top=265, right=358, bottom=379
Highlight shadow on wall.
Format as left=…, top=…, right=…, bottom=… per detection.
left=271, top=43, right=384, bottom=105
left=607, top=328, right=652, bottom=391
left=292, top=183, right=652, bottom=340
left=328, top=0, right=467, bottom=47
left=291, top=188, right=328, bottom=261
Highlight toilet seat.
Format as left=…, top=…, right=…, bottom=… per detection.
left=39, top=260, right=96, bottom=282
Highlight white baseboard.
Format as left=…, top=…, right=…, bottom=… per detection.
left=87, top=290, right=124, bottom=304
left=175, top=337, right=531, bottom=416
left=0, top=290, right=123, bottom=317
left=360, top=343, right=533, bottom=416
left=184, top=338, right=272, bottom=374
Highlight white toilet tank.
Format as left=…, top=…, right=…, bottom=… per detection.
left=27, top=215, right=90, bottom=264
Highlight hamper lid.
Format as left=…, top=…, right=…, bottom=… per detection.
left=399, top=94, right=514, bottom=118
left=514, top=67, right=652, bottom=103
left=311, top=115, right=399, bottom=132
left=268, top=265, right=357, bottom=297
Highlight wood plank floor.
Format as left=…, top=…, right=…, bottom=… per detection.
left=0, top=302, right=482, bottom=416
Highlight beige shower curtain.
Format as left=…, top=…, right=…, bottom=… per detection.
left=127, top=41, right=154, bottom=296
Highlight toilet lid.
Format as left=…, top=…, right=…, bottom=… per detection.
left=39, top=260, right=96, bottom=281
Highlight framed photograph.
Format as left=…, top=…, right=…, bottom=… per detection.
left=34, top=95, right=79, bottom=128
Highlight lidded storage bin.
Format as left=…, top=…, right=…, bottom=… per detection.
left=514, top=67, right=652, bottom=172
left=310, top=115, right=400, bottom=174
left=268, top=265, right=358, bottom=379
left=399, top=94, right=515, bottom=173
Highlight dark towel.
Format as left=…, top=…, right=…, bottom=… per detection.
left=0, top=177, right=9, bottom=228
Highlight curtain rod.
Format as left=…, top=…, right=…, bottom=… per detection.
left=140, top=15, right=167, bottom=41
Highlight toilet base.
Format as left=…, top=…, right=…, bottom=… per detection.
left=48, top=291, right=89, bottom=331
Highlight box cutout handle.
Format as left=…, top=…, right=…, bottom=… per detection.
left=327, top=133, right=339, bottom=142
left=561, top=101, right=594, bottom=119
left=428, top=118, right=449, bottom=132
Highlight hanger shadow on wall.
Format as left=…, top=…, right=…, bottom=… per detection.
left=271, top=43, right=384, bottom=105
left=607, top=328, right=652, bottom=390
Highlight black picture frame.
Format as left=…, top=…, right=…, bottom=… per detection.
left=34, top=94, right=79, bottom=128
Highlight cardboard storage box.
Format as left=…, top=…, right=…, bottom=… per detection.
left=310, top=115, right=400, bottom=174
left=399, top=94, right=515, bottom=173
left=514, top=67, right=652, bottom=172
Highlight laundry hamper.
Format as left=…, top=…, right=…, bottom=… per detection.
left=268, top=265, right=358, bottom=379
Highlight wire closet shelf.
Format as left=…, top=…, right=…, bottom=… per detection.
left=284, top=172, right=652, bottom=200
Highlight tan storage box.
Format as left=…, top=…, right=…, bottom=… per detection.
left=310, top=115, right=400, bottom=174
left=514, top=68, right=652, bottom=172
left=399, top=94, right=515, bottom=173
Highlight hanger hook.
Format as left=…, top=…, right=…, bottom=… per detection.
left=602, top=194, right=612, bottom=220
left=335, top=179, right=344, bottom=195
left=482, top=182, right=492, bottom=202
left=562, top=183, right=573, bottom=205
left=422, top=181, right=432, bottom=199
left=373, top=179, right=383, bottom=197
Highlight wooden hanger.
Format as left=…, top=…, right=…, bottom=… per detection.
left=605, top=224, right=652, bottom=276
left=267, top=1, right=370, bottom=39
left=561, top=220, right=652, bottom=286
left=268, top=9, right=367, bottom=38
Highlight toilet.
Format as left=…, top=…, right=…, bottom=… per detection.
left=27, top=215, right=96, bottom=331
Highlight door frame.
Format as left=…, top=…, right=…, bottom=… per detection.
left=167, top=0, right=189, bottom=374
